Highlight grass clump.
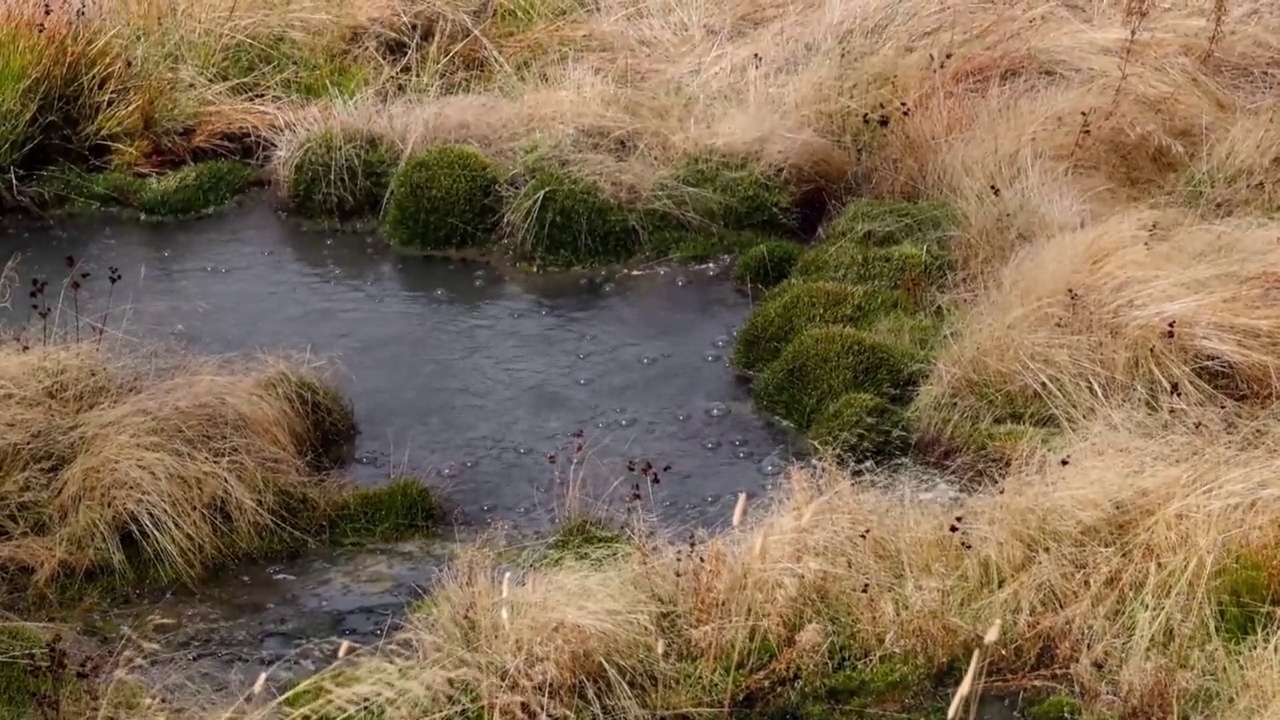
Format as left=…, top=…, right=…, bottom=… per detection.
left=1021, top=694, right=1083, bottom=720
left=659, top=156, right=795, bottom=234
left=731, top=281, right=898, bottom=374
left=505, top=163, right=638, bottom=266
left=754, top=327, right=926, bottom=429
left=326, top=477, right=442, bottom=545
left=807, top=392, right=913, bottom=462
left=734, top=240, right=805, bottom=289
left=645, top=228, right=774, bottom=263
left=29, top=166, right=142, bottom=212
left=824, top=199, right=953, bottom=248
left=134, top=160, right=255, bottom=219
left=382, top=145, right=503, bottom=251
left=0, top=327, right=357, bottom=588
left=197, top=30, right=369, bottom=102
left=281, top=128, right=398, bottom=222
left=540, top=517, right=629, bottom=567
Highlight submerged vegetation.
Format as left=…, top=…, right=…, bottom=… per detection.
left=5, top=0, right=1280, bottom=717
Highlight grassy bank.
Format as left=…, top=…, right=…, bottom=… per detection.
left=0, top=254, right=441, bottom=600
left=7, top=0, right=1280, bottom=717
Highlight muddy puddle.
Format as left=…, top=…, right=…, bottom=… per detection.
left=0, top=200, right=800, bottom=697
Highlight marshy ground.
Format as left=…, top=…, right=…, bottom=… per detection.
left=5, top=0, right=1280, bottom=717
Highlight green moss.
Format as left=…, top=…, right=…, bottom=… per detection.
left=754, top=327, right=927, bottom=429
left=1022, top=694, right=1084, bottom=720
left=808, top=393, right=913, bottom=462
left=826, top=199, right=953, bottom=248
left=506, top=164, right=638, bottom=266
left=0, top=625, right=87, bottom=719
left=327, top=477, right=441, bottom=544
left=135, top=160, right=255, bottom=219
left=661, top=156, right=795, bottom=233
left=383, top=145, right=503, bottom=251
left=29, top=165, right=142, bottom=211
left=794, top=242, right=951, bottom=312
left=1213, top=552, right=1278, bottom=644
left=260, top=371, right=358, bottom=474
left=734, top=241, right=805, bottom=288
left=646, top=228, right=774, bottom=263
left=284, top=129, right=397, bottom=222
left=731, top=281, right=900, bottom=374
left=540, top=517, right=628, bottom=567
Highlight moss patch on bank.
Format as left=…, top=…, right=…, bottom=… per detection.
left=732, top=198, right=956, bottom=462
left=30, top=160, right=256, bottom=219
left=503, top=161, right=639, bottom=266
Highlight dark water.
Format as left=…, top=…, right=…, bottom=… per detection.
left=0, top=199, right=799, bottom=699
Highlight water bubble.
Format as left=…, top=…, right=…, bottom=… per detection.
left=540, top=308, right=551, bottom=316
left=613, top=407, right=626, bottom=414
left=675, top=411, right=692, bottom=422
left=706, top=402, right=730, bottom=418
left=702, top=438, right=722, bottom=450
left=579, top=277, right=591, bottom=286
left=731, top=437, right=749, bottom=447
left=640, top=356, right=657, bottom=365
left=516, top=446, right=532, bottom=455
left=730, top=328, right=740, bottom=339
left=481, top=503, right=495, bottom=512
left=662, top=499, right=675, bottom=507
left=577, top=352, right=589, bottom=360
left=325, top=238, right=335, bottom=246
left=516, top=506, right=529, bottom=514
left=261, top=250, right=274, bottom=257
left=595, top=420, right=608, bottom=428
left=704, top=494, right=717, bottom=504
left=712, top=336, right=731, bottom=349
left=441, top=463, right=460, bottom=478
left=758, top=455, right=786, bottom=476
left=433, top=288, right=448, bottom=298
left=585, top=332, right=597, bottom=341
left=511, top=311, right=524, bottom=319
left=733, top=449, right=752, bottom=460
left=676, top=276, right=689, bottom=287
left=762, top=482, right=775, bottom=492
left=602, top=283, right=617, bottom=293
left=704, top=352, right=722, bottom=363
left=619, top=417, right=638, bottom=428
left=473, top=278, right=486, bottom=287
left=576, top=378, right=592, bottom=386
left=463, top=459, right=478, bottom=469
left=473, top=269, right=486, bottom=277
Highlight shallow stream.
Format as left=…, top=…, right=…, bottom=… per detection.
left=0, top=199, right=799, bottom=695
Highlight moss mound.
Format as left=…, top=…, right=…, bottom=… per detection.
left=794, top=242, right=950, bottom=310
left=754, top=327, right=926, bottom=428
left=732, top=281, right=899, bottom=374
left=135, top=160, right=255, bottom=218
left=734, top=240, right=805, bottom=288
left=662, top=156, right=795, bottom=233
left=507, top=164, right=638, bottom=266
left=326, top=477, right=441, bottom=544
left=383, top=145, right=503, bottom=251
left=541, top=518, right=629, bottom=567
left=808, top=393, right=913, bottom=462
left=825, top=198, right=953, bottom=248
left=284, top=128, right=397, bottom=221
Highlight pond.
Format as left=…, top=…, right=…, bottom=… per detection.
left=0, top=198, right=799, bottom=696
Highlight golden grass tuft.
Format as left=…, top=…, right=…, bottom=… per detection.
left=0, top=338, right=353, bottom=588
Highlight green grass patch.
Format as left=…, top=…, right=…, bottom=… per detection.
left=754, top=327, right=927, bottom=429
left=539, top=517, right=629, bottom=567
left=505, top=163, right=639, bottom=266
left=734, top=240, right=805, bottom=289
left=29, top=165, right=142, bottom=211
left=283, top=128, right=398, bottom=223
left=808, top=392, right=913, bottom=462
left=326, top=477, right=441, bottom=545
left=825, top=198, right=953, bottom=248
left=135, top=160, right=256, bottom=219
left=0, top=625, right=89, bottom=719
left=1021, top=694, right=1084, bottom=720
left=1212, top=551, right=1279, bottom=644
left=645, top=228, right=779, bottom=263
left=197, top=31, right=370, bottom=101
left=383, top=145, right=504, bottom=251
left=732, top=281, right=900, bottom=374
